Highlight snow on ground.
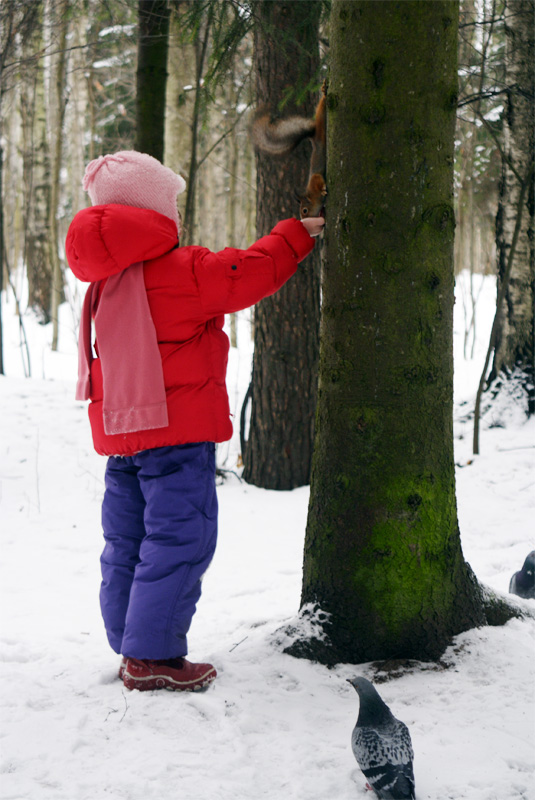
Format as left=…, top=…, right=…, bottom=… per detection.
left=0, top=271, right=534, bottom=800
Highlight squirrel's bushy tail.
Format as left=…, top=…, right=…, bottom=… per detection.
left=252, top=111, right=317, bottom=156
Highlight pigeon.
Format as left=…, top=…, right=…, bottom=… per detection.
left=509, top=550, right=535, bottom=599
left=348, top=676, right=415, bottom=800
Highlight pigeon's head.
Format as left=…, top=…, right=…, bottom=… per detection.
left=347, top=676, right=376, bottom=698
left=347, top=676, right=392, bottom=724
left=522, top=551, right=535, bottom=576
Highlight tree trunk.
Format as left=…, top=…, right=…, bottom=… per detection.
left=164, top=1, right=195, bottom=179
left=227, top=68, right=241, bottom=347
left=20, top=6, right=51, bottom=324
left=488, top=0, right=535, bottom=415
left=182, top=12, right=212, bottom=245
left=49, top=0, right=69, bottom=352
left=242, top=0, right=322, bottom=490
left=0, top=141, right=4, bottom=375
left=289, top=0, right=487, bottom=666
left=67, top=5, right=90, bottom=215
left=473, top=163, right=533, bottom=454
left=135, top=0, right=170, bottom=161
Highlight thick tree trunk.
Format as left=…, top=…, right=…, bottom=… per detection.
left=488, top=0, right=535, bottom=414
left=289, top=0, right=487, bottom=665
left=242, top=0, right=322, bottom=490
left=135, top=0, right=170, bottom=161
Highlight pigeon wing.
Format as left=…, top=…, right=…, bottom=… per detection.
left=352, top=721, right=415, bottom=800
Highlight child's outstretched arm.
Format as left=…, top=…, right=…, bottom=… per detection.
left=193, top=218, right=321, bottom=318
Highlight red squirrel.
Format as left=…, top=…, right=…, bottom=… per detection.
left=252, top=84, right=327, bottom=220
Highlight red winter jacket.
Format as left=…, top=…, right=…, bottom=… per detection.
left=66, top=204, right=315, bottom=456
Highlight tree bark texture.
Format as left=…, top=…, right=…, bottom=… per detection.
left=20, top=9, right=52, bottom=324
left=135, top=0, right=170, bottom=162
left=489, top=0, right=535, bottom=414
left=242, top=1, right=322, bottom=490
left=182, top=13, right=211, bottom=245
left=0, top=142, right=4, bottom=374
left=293, top=0, right=486, bottom=665
left=49, top=0, right=69, bottom=352
left=164, top=2, right=195, bottom=180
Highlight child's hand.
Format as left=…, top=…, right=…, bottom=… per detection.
left=301, top=216, right=325, bottom=237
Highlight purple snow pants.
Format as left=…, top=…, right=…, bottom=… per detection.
left=100, top=443, right=218, bottom=659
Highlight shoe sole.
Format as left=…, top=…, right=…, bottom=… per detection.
left=122, top=668, right=216, bottom=693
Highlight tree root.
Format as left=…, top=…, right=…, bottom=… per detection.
left=480, top=585, right=534, bottom=626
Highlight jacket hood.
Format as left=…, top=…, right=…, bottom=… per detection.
left=66, top=204, right=179, bottom=282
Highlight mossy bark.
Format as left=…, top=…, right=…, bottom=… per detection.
left=242, top=1, right=322, bottom=490
left=292, top=0, right=487, bottom=665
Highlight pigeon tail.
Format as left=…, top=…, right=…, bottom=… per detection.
left=361, top=762, right=416, bottom=799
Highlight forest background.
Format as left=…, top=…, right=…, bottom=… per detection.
left=0, top=3, right=534, bottom=795
left=1, top=0, right=532, bottom=417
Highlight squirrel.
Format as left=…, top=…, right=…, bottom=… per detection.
left=252, top=84, right=326, bottom=220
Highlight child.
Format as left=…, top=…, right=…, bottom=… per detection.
left=66, top=151, right=324, bottom=692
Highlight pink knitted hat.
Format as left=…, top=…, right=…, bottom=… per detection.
left=83, top=151, right=186, bottom=233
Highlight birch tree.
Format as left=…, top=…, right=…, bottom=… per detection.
left=18, top=2, right=52, bottom=325
left=487, top=0, right=535, bottom=413
left=47, top=0, right=70, bottom=351
left=164, top=2, right=195, bottom=179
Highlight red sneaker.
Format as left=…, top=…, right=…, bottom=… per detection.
left=118, top=657, right=127, bottom=680
left=122, top=657, right=217, bottom=692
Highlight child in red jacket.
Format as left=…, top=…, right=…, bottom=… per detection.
left=66, top=151, right=323, bottom=692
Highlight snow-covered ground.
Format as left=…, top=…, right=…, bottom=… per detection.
left=0, top=271, right=533, bottom=800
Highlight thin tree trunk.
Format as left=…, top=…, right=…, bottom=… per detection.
left=68, top=5, right=89, bottom=215
left=473, top=163, right=534, bottom=453
left=164, top=1, right=195, bottom=179
left=227, top=66, right=241, bottom=348
left=0, top=2, right=11, bottom=375
left=49, top=0, right=69, bottom=352
left=488, top=0, right=535, bottom=412
left=182, top=11, right=212, bottom=245
left=135, top=0, right=170, bottom=161
left=20, top=6, right=51, bottom=323
left=0, top=142, right=4, bottom=375
left=86, top=3, right=99, bottom=163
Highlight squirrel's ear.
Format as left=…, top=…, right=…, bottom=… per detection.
left=294, top=188, right=302, bottom=202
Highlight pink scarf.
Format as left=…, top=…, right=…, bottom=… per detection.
left=76, top=263, right=169, bottom=436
